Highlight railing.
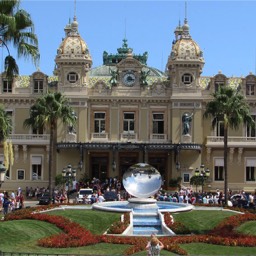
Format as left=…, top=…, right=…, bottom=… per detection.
left=91, top=132, right=108, bottom=140
left=206, top=136, right=256, bottom=146
left=150, top=134, right=167, bottom=141
left=7, top=134, right=50, bottom=145
left=120, top=132, right=137, bottom=141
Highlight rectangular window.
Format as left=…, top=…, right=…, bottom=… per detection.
left=153, top=113, right=164, bottom=134
left=214, top=166, right=224, bottom=181
left=183, top=173, right=190, bottom=183
left=34, top=80, right=43, bottom=93
left=247, top=115, right=256, bottom=137
left=94, top=112, right=105, bottom=133
left=17, top=169, right=25, bottom=180
left=123, top=112, right=135, bottom=133
left=32, top=127, right=44, bottom=135
left=32, top=156, right=42, bottom=180
left=246, top=167, right=255, bottom=181
left=246, top=84, right=255, bottom=96
left=3, top=80, right=12, bottom=93
left=214, top=82, right=224, bottom=92
left=216, top=120, right=224, bottom=137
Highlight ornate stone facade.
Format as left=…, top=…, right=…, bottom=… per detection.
left=0, top=15, right=256, bottom=193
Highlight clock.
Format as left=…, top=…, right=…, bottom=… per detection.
left=123, top=72, right=136, bottom=86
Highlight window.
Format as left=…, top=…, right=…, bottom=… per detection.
left=247, top=115, right=256, bottom=137
left=67, top=72, right=78, bottom=83
left=32, top=127, right=44, bottom=135
left=123, top=112, right=135, bottom=133
left=94, top=112, right=105, bottom=133
left=214, top=82, right=224, bottom=92
left=183, top=173, right=190, bottom=183
left=214, top=166, right=224, bottom=181
left=17, top=170, right=25, bottom=180
left=214, top=158, right=224, bottom=181
left=32, top=156, right=42, bottom=180
left=153, top=113, right=164, bottom=134
left=216, top=119, right=224, bottom=137
left=3, top=80, right=12, bottom=93
left=34, top=80, right=43, bottom=93
left=246, top=83, right=255, bottom=96
left=246, top=167, right=255, bottom=181
left=182, top=73, right=193, bottom=85
left=246, top=159, right=256, bottom=181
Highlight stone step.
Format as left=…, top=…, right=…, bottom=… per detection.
left=133, top=216, right=161, bottom=226
left=133, top=226, right=163, bottom=235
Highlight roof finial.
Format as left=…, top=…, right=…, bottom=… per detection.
left=74, top=0, right=77, bottom=20
left=185, top=1, right=187, bottom=23
left=124, top=18, right=127, bottom=39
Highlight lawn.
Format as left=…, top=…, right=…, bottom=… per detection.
left=0, top=206, right=255, bottom=255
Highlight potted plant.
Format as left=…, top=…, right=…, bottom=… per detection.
left=168, top=177, right=182, bottom=191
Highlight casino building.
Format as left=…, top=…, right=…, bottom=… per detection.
left=0, top=14, right=256, bottom=193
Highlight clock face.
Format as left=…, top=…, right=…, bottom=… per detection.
left=123, top=72, right=136, bottom=86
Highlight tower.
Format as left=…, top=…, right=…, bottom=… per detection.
left=166, top=18, right=204, bottom=89
left=54, top=16, right=92, bottom=90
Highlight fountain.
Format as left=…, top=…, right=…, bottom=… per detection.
left=92, top=163, right=194, bottom=236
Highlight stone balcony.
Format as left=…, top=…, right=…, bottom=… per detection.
left=8, top=134, right=50, bottom=145
left=206, top=136, right=256, bottom=148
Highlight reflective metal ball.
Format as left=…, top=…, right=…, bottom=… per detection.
left=122, top=163, right=162, bottom=198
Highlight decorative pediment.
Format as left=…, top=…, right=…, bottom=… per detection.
left=152, top=83, right=166, bottom=95
left=117, top=56, right=143, bottom=70
left=94, top=80, right=109, bottom=94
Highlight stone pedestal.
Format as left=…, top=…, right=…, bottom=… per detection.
left=182, top=134, right=192, bottom=143
left=66, top=133, right=77, bottom=143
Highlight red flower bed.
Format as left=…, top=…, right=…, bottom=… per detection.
left=3, top=207, right=256, bottom=255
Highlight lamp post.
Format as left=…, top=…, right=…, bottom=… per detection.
left=62, top=164, right=76, bottom=203
left=195, top=164, right=210, bottom=193
left=0, top=161, right=7, bottom=188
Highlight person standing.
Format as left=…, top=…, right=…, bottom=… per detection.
left=146, top=235, right=164, bottom=256
left=2, top=192, right=11, bottom=216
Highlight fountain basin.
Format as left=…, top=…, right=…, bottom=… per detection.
left=92, top=200, right=194, bottom=213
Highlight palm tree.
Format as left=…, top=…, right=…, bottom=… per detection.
left=0, top=104, right=12, bottom=143
left=0, top=104, right=13, bottom=175
left=0, top=0, right=39, bottom=78
left=24, top=92, right=76, bottom=200
left=204, top=86, right=255, bottom=205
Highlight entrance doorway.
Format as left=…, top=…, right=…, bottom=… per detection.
left=119, top=153, right=139, bottom=178
left=148, top=154, right=168, bottom=187
left=91, top=156, right=108, bottom=181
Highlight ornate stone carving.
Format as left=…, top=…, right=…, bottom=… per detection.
left=14, top=145, right=19, bottom=162
left=22, top=145, right=27, bottom=162
left=206, top=147, right=211, bottom=163
left=238, top=148, right=243, bottom=165
left=229, top=147, right=235, bottom=163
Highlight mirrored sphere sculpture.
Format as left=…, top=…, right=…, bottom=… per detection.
left=122, top=163, right=162, bottom=198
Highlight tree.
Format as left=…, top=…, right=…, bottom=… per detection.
left=189, top=175, right=203, bottom=192
left=204, top=86, right=255, bottom=205
left=24, top=92, right=76, bottom=200
left=0, top=104, right=13, bottom=170
left=0, top=0, right=39, bottom=78
left=0, top=104, right=12, bottom=142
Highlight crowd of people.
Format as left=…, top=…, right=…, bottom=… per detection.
left=0, top=187, right=25, bottom=218
left=1, top=176, right=256, bottom=217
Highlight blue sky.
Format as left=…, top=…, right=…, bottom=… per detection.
left=3, top=0, right=256, bottom=77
